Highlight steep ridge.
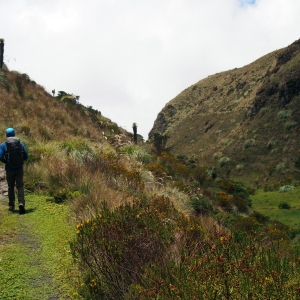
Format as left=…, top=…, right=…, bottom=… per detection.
left=150, top=38, right=300, bottom=184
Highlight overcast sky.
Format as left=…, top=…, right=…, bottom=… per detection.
left=1, top=0, right=300, bottom=139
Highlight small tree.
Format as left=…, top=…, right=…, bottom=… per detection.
left=152, top=132, right=169, bottom=155
left=132, top=123, right=137, bottom=144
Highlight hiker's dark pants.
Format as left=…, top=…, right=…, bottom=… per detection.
left=6, top=170, right=25, bottom=207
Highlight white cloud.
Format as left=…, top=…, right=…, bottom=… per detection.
left=1, top=0, right=300, bottom=138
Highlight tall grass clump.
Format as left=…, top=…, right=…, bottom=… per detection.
left=119, top=144, right=152, bottom=164
left=285, top=121, right=298, bottom=130
left=277, top=109, right=292, bottom=120
left=243, top=139, right=256, bottom=149
left=219, top=156, right=230, bottom=167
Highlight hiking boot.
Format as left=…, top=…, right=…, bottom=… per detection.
left=19, top=204, right=25, bottom=214
left=8, top=206, right=15, bottom=213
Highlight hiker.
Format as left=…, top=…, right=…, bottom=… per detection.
left=0, top=128, right=28, bottom=214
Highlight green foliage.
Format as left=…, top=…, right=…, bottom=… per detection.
left=259, top=107, right=269, bottom=116
left=219, top=156, right=230, bottom=167
left=276, top=163, right=286, bottom=172
left=235, top=164, right=244, bottom=170
left=130, top=230, right=300, bottom=299
left=106, top=122, right=121, bottom=134
left=232, top=216, right=260, bottom=231
left=119, top=145, right=152, bottom=164
left=216, top=191, right=232, bottom=212
left=279, top=202, right=291, bottom=209
left=191, top=197, right=213, bottom=215
left=71, top=196, right=179, bottom=299
left=251, top=211, right=270, bottom=225
left=277, top=109, right=292, bottom=120
left=243, top=139, right=256, bottom=149
left=221, top=139, right=233, bottom=147
left=151, top=132, right=169, bottom=155
left=267, top=140, right=276, bottom=149
left=285, top=121, right=298, bottom=130
left=192, top=166, right=207, bottom=184
left=60, top=139, right=92, bottom=156
left=227, top=87, right=234, bottom=95
left=232, top=195, right=249, bottom=213
left=279, top=185, right=295, bottom=193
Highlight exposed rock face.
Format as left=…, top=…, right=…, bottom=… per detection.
left=149, top=38, right=300, bottom=183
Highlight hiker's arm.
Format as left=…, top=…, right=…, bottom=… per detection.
left=0, top=144, right=6, bottom=163
left=22, top=144, right=28, bottom=161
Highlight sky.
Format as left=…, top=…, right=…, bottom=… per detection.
left=1, top=0, right=300, bottom=139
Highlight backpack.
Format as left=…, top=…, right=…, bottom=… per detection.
left=6, top=137, right=24, bottom=168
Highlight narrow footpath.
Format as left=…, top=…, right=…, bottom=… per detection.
left=0, top=167, right=82, bottom=300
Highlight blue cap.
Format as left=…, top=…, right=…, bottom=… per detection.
left=6, top=128, right=15, bottom=137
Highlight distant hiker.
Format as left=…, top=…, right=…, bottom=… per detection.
left=0, top=128, right=28, bottom=214
left=52, top=89, right=55, bottom=97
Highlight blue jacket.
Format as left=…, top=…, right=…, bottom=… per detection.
left=0, top=138, right=28, bottom=172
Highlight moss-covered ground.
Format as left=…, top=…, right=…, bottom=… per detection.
left=0, top=194, right=82, bottom=300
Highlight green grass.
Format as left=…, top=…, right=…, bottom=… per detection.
left=251, top=188, right=300, bottom=228
left=0, top=194, right=82, bottom=299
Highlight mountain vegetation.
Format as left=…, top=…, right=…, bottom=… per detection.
left=150, top=38, right=300, bottom=188
left=1, top=40, right=300, bottom=299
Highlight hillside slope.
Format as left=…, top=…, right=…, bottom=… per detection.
left=0, top=68, right=131, bottom=143
left=150, top=38, right=300, bottom=185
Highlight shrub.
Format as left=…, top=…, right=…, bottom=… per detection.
left=71, top=197, right=178, bottom=299
left=131, top=229, right=300, bottom=299
left=219, top=156, right=230, bottom=167
left=202, top=188, right=214, bottom=199
left=232, top=216, right=260, bottom=232
left=216, top=191, right=232, bottom=211
left=285, top=121, right=298, bottom=130
left=267, top=140, right=276, bottom=149
left=235, top=164, right=244, bottom=170
left=213, top=152, right=223, bottom=160
left=277, top=109, right=291, bottom=120
left=221, top=139, right=233, bottom=147
left=279, top=185, right=295, bottom=193
left=276, top=163, right=286, bottom=172
left=232, top=195, right=249, bottom=213
left=295, top=158, right=300, bottom=169
left=251, top=211, right=270, bottom=225
left=191, top=197, right=213, bottom=215
left=259, top=107, right=269, bottom=116
left=278, top=202, right=291, bottom=209
left=227, top=87, right=234, bottom=95
left=192, top=166, right=207, bottom=184
left=243, top=139, right=256, bottom=149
